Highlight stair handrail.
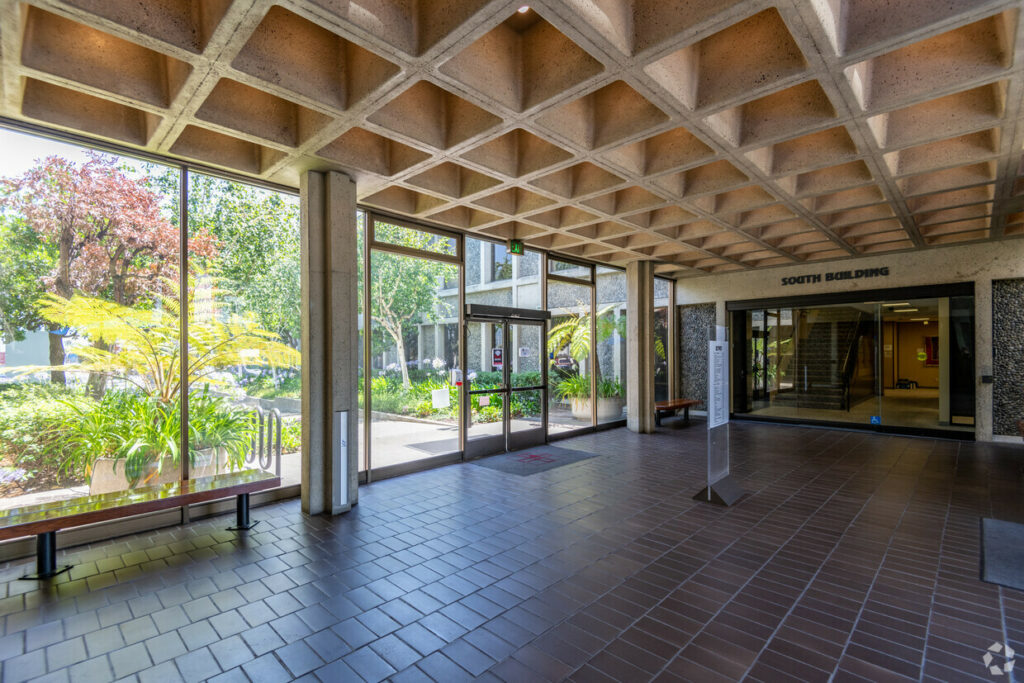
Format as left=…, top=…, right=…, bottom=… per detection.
left=839, top=312, right=872, bottom=410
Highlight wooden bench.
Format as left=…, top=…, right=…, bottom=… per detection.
left=654, top=398, right=700, bottom=426
left=0, top=470, right=280, bottom=579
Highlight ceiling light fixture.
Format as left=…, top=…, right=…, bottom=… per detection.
left=883, top=302, right=910, bottom=307
left=893, top=308, right=918, bottom=313
left=518, top=5, right=530, bottom=12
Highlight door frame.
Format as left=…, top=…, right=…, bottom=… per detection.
left=463, top=305, right=550, bottom=459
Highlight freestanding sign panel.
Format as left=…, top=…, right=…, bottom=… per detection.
left=694, top=327, right=745, bottom=506
left=707, top=339, right=729, bottom=430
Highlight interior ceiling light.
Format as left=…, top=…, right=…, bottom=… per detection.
left=894, top=308, right=918, bottom=313
left=518, top=5, right=530, bottom=12
left=883, top=302, right=911, bottom=307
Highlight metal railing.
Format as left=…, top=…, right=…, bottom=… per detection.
left=248, top=407, right=282, bottom=477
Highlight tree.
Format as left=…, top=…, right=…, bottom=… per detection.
left=28, top=283, right=300, bottom=404
left=0, top=214, right=56, bottom=359
left=183, top=174, right=301, bottom=348
left=0, top=153, right=216, bottom=389
left=367, top=222, right=455, bottom=388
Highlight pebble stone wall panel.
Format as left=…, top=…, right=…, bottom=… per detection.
left=992, top=278, right=1024, bottom=436
left=677, top=303, right=715, bottom=407
left=3, top=0, right=1024, bottom=275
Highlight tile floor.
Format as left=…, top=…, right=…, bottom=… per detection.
left=1, top=422, right=1022, bottom=682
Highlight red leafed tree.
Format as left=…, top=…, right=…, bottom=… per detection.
left=0, top=152, right=216, bottom=387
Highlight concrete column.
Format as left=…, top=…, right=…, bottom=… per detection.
left=975, top=277, right=993, bottom=441
left=626, top=260, right=656, bottom=433
left=300, top=170, right=359, bottom=516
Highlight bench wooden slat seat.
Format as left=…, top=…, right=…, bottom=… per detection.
left=0, top=469, right=280, bottom=579
left=654, top=398, right=700, bottom=426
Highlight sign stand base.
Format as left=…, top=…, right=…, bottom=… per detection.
left=693, top=475, right=745, bottom=506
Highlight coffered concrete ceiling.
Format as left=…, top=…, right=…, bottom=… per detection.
left=1, top=0, right=1023, bottom=277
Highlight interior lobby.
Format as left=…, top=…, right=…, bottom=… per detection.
left=2, top=0, right=1024, bottom=681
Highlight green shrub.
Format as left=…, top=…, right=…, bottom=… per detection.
left=553, top=374, right=590, bottom=399
left=281, top=419, right=301, bottom=452
left=597, top=377, right=623, bottom=398
left=245, top=374, right=301, bottom=399
left=0, top=383, right=94, bottom=484
left=0, top=384, right=262, bottom=488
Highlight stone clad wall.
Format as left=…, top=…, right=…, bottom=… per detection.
left=993, top=278, right=1024, bottom=436
left=678, top=303, right=715, bottom=407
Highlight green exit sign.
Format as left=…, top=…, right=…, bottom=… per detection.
left=508, top=238, right=525, bottom=255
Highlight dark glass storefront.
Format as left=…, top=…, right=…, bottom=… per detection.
left=729, top=284, right=975, bottom=438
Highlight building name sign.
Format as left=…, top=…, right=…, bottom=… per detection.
left=781, top=266, right=890, bottom=287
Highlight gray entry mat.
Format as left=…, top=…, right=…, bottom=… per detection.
left=981, top=517, right=1024, bottom=591
left=471, top=445, right=599, bottom=475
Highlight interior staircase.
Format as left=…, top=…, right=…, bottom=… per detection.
left=772, top=308, right=866, bottom=411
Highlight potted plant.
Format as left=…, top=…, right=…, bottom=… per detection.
left=554, top=373, right=592, bottom=420
left=596, top=377, right=625, bottom=421
left=187, top=390, right=256, bottom=478
left=553, top=374, right=626, bottom=421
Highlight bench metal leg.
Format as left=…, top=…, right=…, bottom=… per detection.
left=227, top=493, right=259, bottom=531
left=20, top=532, right=72, bottom=580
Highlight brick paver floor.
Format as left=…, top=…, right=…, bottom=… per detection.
left=1, top=422, right=1022, bottom=681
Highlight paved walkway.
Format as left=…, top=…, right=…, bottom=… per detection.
left=1, top=422, right=1022, bottom=681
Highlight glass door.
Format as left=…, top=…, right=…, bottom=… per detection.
left=465, top=318, right=506, bottom=458
left=464, top=317, right=547, bottom=458
left=507, top=321, right=546, bottom=450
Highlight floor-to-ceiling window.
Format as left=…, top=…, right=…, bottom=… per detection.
left=596, top=266, right=628, bottom=424
left=731, top=288, right=975, bottom=436
left=654, top=277, right=671, bottom=402
left=365, top=215, right=461, bottom=473
left=547, top=257, right=595, bottom=434
left=186, top=172, right=302, bottom=487
left=0, top=127, right=299, bottom=512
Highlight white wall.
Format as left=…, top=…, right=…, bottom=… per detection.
left=675, top=239, right=1024, bottom=441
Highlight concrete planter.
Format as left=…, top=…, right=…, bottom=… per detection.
left=88, top=449, right=231, bottom=495
left=570, top=397, right=626, bottom=421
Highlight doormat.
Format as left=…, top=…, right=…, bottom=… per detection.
left=471, top=445, right=600, bottom=476
left=980, top=517, right=1024, bottom=591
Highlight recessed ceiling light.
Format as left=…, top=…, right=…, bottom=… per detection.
left=518, top=5, right=530, bottom=12
left=893, top=308, right=918, bottom=313
left=883, top=302, right=910, bottom=307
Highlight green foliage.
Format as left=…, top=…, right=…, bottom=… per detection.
left=186, top=389, right=256, bottom=468
left=368, top=222, right=457, bottom=387
left=185, top=174, right=302, bottom=347
left=0, top=383, right=258, bottom=490
left=27, top=286, right=300, bottom=404
left=245, top=375, right=301, bottom=399
left=0, top=384, right=92, bottom=484
left=553, top=373, right=591, bottom=400
left=281, top=419, right=301, bottom=453
left=0, top=215, right=55, bottom=343
left=547, top=304, right=624, bottom=364
left=597, top=377, right=623, bottom=399
left=551, top=374, right=624, bottom=400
